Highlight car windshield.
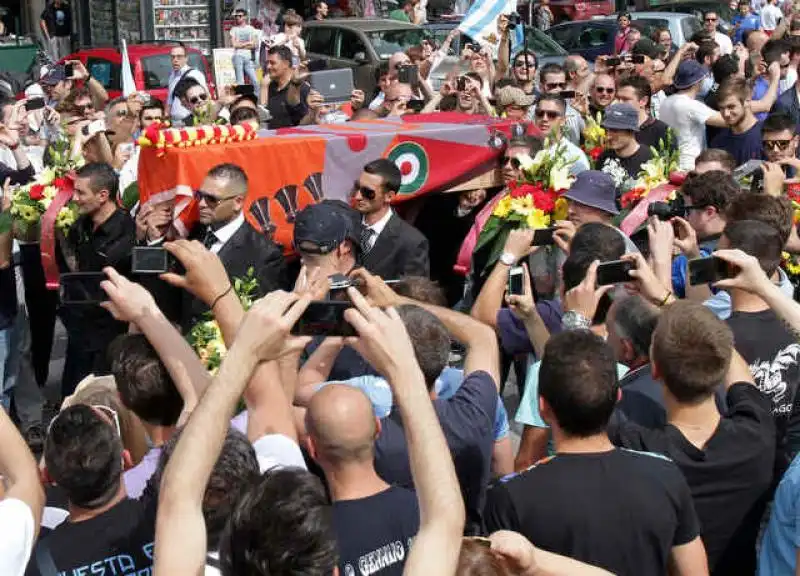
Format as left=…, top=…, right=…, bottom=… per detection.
left=523, top=26, right=568, bottom=55
left=367, top=29, right=431, bottom=59
left=141, top=52, right=206, bottom=89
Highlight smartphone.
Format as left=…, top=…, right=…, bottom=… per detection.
left=233, top=84, right=255, bottom=97
left=131, top=246, right=184, bottom=275
left=64, top=63, right=75, bottom=78
left=25, top=97, right=46, bottom=112
left=605, top=57, right=621, bottom=67
left=631, top=54, right=646, bottom=64
left=407, top=99, right=425, bottom=113
left=733, top=159, right=764, bottom=181
left=532, top=227, right=556, bottom=246
left=456, top=76, right=467, bottom=92
left=507, top=265, right=525, bottom=296
left=291, top=301, right=355, bottom=337
left=595, top=260, right=634, bottom=286
left=82, top=119, right=106, bottom=137
left=688, top=256, right=734, bottom=285
left=397, top=65, right=418, bottom=85
left=559, top=90, right=576, bottom=99
left=60, top=272, right=106, bottom=305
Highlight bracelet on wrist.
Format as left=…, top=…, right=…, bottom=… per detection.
left=211, top=284, right=233, bottom=310
left=658, top=290, right=673, bottom=307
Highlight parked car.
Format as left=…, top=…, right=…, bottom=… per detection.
left=546, top=12, right=702, bottom=60
left=60, top=43, right=215, bottom=103
left=649, top=1, right=733, bottom=35
left=303, top=18, right=430, bottom=94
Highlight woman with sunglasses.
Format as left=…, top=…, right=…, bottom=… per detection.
left=174, top=77, right=218, bottom=127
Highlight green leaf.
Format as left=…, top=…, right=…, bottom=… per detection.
left=121, top=183, right=140, bottom=211
left=0, top=212, right=11, bottom=234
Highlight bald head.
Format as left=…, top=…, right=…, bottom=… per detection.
left=306, top=384, right=378, bottom=465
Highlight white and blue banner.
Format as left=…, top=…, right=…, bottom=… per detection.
left=457, top=0, right=524, bottom=55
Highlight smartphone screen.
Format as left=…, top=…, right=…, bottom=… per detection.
left=291, top=301, right=355, bottom=337
left=532, top=227, right=556, bottom=247
left=595, top=260, right=634, bottom=286
left=606, top=57, right=621, bottom=67
left=64, top=63, right=74, bottom=78
left=25, top=97, right=46, bottom=112
left=507, top=266, right=524, bottom=296
left=631, top=54, right=646, bottom=64
left=60, top=272, right=106, bottom=305
left=132, top=247, right=169, bottom=274
left=688, top=256, right=733, bottom=285
left=559, top=90, right=576, bottom=99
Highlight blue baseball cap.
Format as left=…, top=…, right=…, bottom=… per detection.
left=293, top=200, right=362, bottom=255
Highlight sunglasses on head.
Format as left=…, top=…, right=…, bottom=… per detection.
left=535, top=109, right=562, bottom=119
left=596, top=87, right=615, bottom=94
left=763, top=139, right=793, bottom=151
left=189, top=93, right=208, bottom=105
left=353, top=182, right=377, bottom=200
left=503, top=156, right=522, bottom=169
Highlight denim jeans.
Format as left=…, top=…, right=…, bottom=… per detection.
left=232, top=54, right=259, bottom=96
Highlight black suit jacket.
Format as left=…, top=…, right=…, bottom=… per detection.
left=361, top=213, right=430, bottom=280
left=772, top=82, right=800, bottom=127
left=182, top=219, right=288, bottom=330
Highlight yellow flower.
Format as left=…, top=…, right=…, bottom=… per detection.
left=55, top=207, right=76, bottom=230
left=207, top=338, right=227, bottom=356
left=493, top=196, right=512, bottom=218
left=510, top=195, right=534, bottom=216
left=553, top=197, right=569, bottom=222
left=526, top=209, right=550, bottom=229
left=18, top=205, right=40, bottom=224
left=783, top=252, right=800, bottom=276
left=43, top=186, right=58, bottom=200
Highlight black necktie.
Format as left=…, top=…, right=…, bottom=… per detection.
left=203, top=229, right=217, bottom=250
left=360, top=227, right=375, bottom=255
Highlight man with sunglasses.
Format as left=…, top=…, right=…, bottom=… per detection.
left=761, top=112, right=800, bottom=182
left=167, top=43, right=208, bottom=123
left=533, top=63, right=584, bottom=146
left=533, top=95, right=590, bottom=176
left=175, top=77, right=216, bottom=126
left=589, top=74, right=616, bottom=119
left=352, top=159, right=429, bottom=280
left=704, top=11, right=733, bottom=55
left=184, top=163, right=286, bottom=329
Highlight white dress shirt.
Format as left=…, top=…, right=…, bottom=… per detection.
left=209, top=213, right=245, bottom=254
left=362, top=209, right=393, bottom=251
left=168, top=65, right=208, bottom=121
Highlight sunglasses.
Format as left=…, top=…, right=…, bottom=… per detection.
left=503, top=156, right=522, bottom=169
left=194, top=189, right=234, bottom=207
left=763, top=139, right=793, bottom=151
left=705, top=17, right=718, bottom=21
left=595, top=87, right=615, bottom=94
left=189, top=93, right=209, bottom=105
left=353, top=183, right=377, bottom=200
left=535, top=109, right=562, bottom=119
left=514, top=60, right=536, bottom=68
left=545, top=81, right=567, bottom=90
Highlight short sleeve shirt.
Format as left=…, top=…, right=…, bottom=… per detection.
left=0, top=498, right=35, bottom=576
left=659, top=94, right=716, bottom=171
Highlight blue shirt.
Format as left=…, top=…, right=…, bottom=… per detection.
left=751, top=78, right=770, bottom=121
left=759, top=454, right=800, bottom=575
left=709, top=121, right=764, bottom=165
left=732, top=14, right=761, bottom=44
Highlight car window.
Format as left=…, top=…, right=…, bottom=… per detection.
left=576, top=25, right=611, bottom=49
left=306, top=27, right=336, bottom=56
left=630, top=18, right=672, bottom=41
left=140, top=53, right=207, bottom=90
left=86, top=57, right=121, bottom=91
left=338, top=29, right=368, bottom=60
left=547, top=25, right=576, bottom=50
left=366, top=29, right=430, bottom=59
left=523, top=26, right=568, bottom=56
left=681, top=16, right=702, bottom=41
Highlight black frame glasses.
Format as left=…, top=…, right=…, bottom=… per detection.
left=535, top=109, right=562, bottom=120
left=352, top=183, right=377, bottom=200
left=763, top=139, right=793, bottom=151
left=503, top=156, right=522, bottom=170
left=189, top=93, right=209, bottom=105
left=194, top=189, right=234, bottom=207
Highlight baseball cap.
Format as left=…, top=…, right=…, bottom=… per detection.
left=293, top=200, right=362, bottom=255
left=496, top=85, right=536, bottom=108
left=40, top=65, right=67, bottom=86
left=674, top=60, right=709, bottom=90
left=602, top=103, right=640, bottom=132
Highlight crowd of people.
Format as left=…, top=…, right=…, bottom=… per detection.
left=2, top=2, right=800, bottom=575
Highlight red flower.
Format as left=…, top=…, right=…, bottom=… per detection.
left=53, top=177, right=68, bottom=189
left=510, top=183, right=538, bottom=199
left=29, top=184, right=45, bottom=201
left=589, top=146, right=603, bottom=161
left=532, top=190, right=555, bottom=213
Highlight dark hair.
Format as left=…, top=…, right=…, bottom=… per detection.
left=174, top=76, right=201, bottom=101
left=139, top=99, right=164, bottom=123
left=171, top=42, right=188, bottom=56
left=681, top=170, right=738, bottom=212
left=539, top=63, right=565, bottom=85
left=762, top=38, right=789, bottom=66
left=513, top=50, right=538, bottom=70
left=723, top=219, right=783, bottom=276
left=45, top=404, right=123, bottom=508
left=652, top=301, right=733, bottom=403
left=612, top=295, right=659, bottom=358
left=703, top=9, right=719, bottom=19
left=268, top=44, right=294, bottom=63
left=726, top=194, right=793, bottom=246
left=632, top=38, right=661, bottom=59
left=75, top=162, right=119, bottom=199
left=712, top=54, right=740, bottom=85
left=695, top=149, right=736, bottom=172
left=464, top=71, right=484, bottom=89
left=109, top=334, right=183, bottom=427
left=536, top=93, right=566, bottom=112
left=690, top=30, right=714, bottom=45
left=562, top=223, right=626, bottom=291
left=394, top=276, right=447, bottom=306
left=791, top=19, right=800, bottom=32
left=208, top=162, right=249, bottom=193
left=397, top=304, right=450, bottom=390
left=364, top=158, right=401, bottom=193
left=155, top=427, right=259, bottom=551
left=540, top=330, right=619, bottom=436
left=617, top=75, right=651, bottom=104
left=696, top=41, right=718, bottom=64
left=762, top=111, right=797, bottom=135
left=651, top=27, right=670, bottom=42
left=458, top=540, right=512, bottom=575
left=219, top=468, right=338, bottom=576
left=230, top=106, right=259, bottom=126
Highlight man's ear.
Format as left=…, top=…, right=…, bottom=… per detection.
left=539, top=396, right=553, bottom=426
left=305, top=435, right=319, bottom=462
left=374, top=417, right=382, bottom=440
left=122, top=450, right=133, bottom=472
left=650, top=357, right=661, bottom=380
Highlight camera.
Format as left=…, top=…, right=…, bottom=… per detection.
left=647, top=196, right=686, bottom=221
left=506, top=12, right=521, bottom=30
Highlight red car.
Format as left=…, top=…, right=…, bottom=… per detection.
left=60, top=44, right=216, bottom=103
left=520, top=0, right=616, bottom=24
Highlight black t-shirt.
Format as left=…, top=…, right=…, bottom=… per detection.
left=25, top=498, right=156, bottom=576
left=41, top=2, right=71, bottom=37
left=727, top=308, right=800, bottom=477
left=611, top=384, right=776, bottom=575
left=597, top=145, right=653, bottom=180
left=267, top=80, right=310, bottom=129
left=483, top=448, right=700, bottom=576
left=375, top=370, right=497, bottom=535
left=333, top=486, right=420, bottom=576
left=637, top=118, right=672, bottom=151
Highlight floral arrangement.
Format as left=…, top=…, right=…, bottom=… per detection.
left=138, top=122, right=258, bottom=157
left=188, top=268, right=260, bottom=374
left=583, top=112, right=605, bottom=165
left=0, top=134, right=81, bottom=237
left=473, top=140, right=575, bottom=272
left=611, top=132, right=679, bottom=212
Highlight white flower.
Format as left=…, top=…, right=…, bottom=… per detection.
left=530, top=149, right=549, bottom=168
left=601, top=158, right=629, bottom=188
left=37, top=166, right=57, bottom=186
left=516, top=153, right=536, bottom=172
left=550, top=166, right=574, bottom=192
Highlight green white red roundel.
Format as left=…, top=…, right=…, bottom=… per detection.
left=387, top=142, right=430, bottom=195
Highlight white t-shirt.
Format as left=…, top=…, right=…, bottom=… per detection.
left=714, top=31, right=733, bottom=56
left=230, top=24, right=260, bottom=60
left=0, top=498, right=35, bottom=576
left=658, top=93, right=715, bottom=171
left=761, top=3, right=783, bottom=29
left=269, top=33, right=305, bottom=67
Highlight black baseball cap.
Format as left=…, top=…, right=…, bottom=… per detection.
left=293, top=200, right=362, bottom=255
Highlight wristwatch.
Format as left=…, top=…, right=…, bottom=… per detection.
left=499, top=251, right=517, bottom=266
left=561, top=310, right=591, bottom=331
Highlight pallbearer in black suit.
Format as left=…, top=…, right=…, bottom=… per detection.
left=352, top=159, right=430, bottom=280
left=182, top=163, right=287, bottom=328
